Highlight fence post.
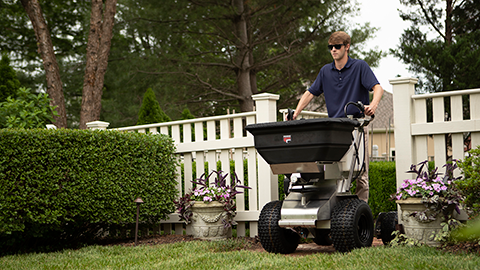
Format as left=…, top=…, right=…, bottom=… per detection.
left=86, top=121, right=110, bottom=130
left=252, top=93, right=280, bottom=210
left=471, top=93, right=480, bottom=147
left=390, top=77, right=418, bottom=187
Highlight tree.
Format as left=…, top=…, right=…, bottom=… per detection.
left=20, top=0, right=67, bottom=128
left=1, top=0, right=381, bottom=128
left=180, top=108, right=195, bottom=120
left=7, top=0, right=117, bottom=129
left=0, top=54, right=21, bottom=102
left=80, top=0, right=117, bottom=129
left=0, top=0, right=91, bottom=128
left=0, top=87, right=58, bottom=128
left=137, top=88, right=170, bottom=125
left=392, top=0, right=480, bottom=93
left=101, top=0, right=381, bottom=127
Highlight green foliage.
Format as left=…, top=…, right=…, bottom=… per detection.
left=457, top=145, right=480, bottom=216
left=368, top=161, right=398, bottom=218
left=100, top=0, right=381, bottom=127
left=390, top=231, right=423, bottom=247
left=433, top=218, right=463, bottom=244
left=0, top=129, right=178, bottom=251
left=393, top=1, right=480, bottom=93
left=0, top=0, right=90, bottom=62
left=1, top=1, right=382, bottom=128
left=0, top=87, right=58, bottom=128
left=453, top=218, right=480, bottom=243
left=180, top=108, right=195, bottom=120
left=0, top=54, right=21, bottom=103
left=137, top=88, right=171, bottom=125
left=0, top=1, right=91, bottom=128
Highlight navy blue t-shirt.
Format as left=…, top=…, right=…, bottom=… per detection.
left=308, top=57, right=379, bottom=118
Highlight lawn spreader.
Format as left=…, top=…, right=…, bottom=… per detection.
left=246, top=102, right=380, bottom=253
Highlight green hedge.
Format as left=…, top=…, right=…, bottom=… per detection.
left=368, top=161, right=397, bottom=218
left=0, top=128, right=177, bottom=251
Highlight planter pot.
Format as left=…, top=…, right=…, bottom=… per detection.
left=396, top=198, right=448, bottom=246
left=191, top=201, right=230, bottom=240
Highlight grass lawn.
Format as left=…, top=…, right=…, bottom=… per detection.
left=1, top=239, right=479, bottom=270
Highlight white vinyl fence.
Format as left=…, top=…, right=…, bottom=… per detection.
left=391, top=77, right=480, bottom=191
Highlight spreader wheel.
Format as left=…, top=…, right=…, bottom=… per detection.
left=313, top=229, right=333, bottom=246
left=375, top=211, right=398, bottom=245
left=331, top=198, right=374, bottom=252
left=258, top=200, right=300, bottom=254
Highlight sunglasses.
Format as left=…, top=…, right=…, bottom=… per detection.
left=328, top=44, right=344, bottom=50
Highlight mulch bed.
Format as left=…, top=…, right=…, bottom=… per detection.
left=440, top=242, right=480, bottom=255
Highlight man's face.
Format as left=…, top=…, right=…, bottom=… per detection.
left=329, top=43, right=349, bottom=61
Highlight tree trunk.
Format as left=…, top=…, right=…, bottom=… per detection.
left=443, top=0, right=454, bottom=91
left=445, top=0, right=453, bottom=45
left=20, top=0, right=67, bottom=128
left=234, top=0, right=254, bottom=112
left=79, top=0, right=117, bottom=129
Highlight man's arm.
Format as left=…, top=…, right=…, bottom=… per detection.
left=364, top=84, right=384, bottom=116
left=291, top=91, right=315, bottom=120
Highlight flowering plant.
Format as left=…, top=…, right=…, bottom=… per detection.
left=391, top=160, right=464, bottom=222
left=174, top=171, right=250, bottom=228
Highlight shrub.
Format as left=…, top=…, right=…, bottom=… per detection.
left=457, top=146, right=480, bottom=217
left=137, top=88, right=171, bottom=125
left=0, top=129, right=177, bottom=252
left=368, top=161, right=397, bottom=218
left=0, top=87, right=58, bottom=128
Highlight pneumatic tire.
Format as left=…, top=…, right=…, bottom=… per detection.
left=376, top=211, right=398, bottom=245
left=313, top=229, right=333, bottom=246
left=331, top=198, right=374, bottom=252
left=258, top=200, right=300, bottom=254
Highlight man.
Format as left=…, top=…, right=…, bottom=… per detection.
left=291, top=31, right=384, bottom=202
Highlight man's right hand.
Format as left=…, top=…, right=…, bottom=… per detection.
left=289, top=91, right=314, bottom=121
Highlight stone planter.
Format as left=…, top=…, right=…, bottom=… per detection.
left=190, top=201, right=230, bottom=240
left=396, top=198, right=447, bottom=246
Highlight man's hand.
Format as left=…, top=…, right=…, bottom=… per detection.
left=365, top=84, right=384, bottom=116
left=289, top=91, right=314, bottom=120
left=364, top=104, right=377, bottom=116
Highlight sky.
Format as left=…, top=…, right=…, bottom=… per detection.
left=356, top=0, right=415, bottom=92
